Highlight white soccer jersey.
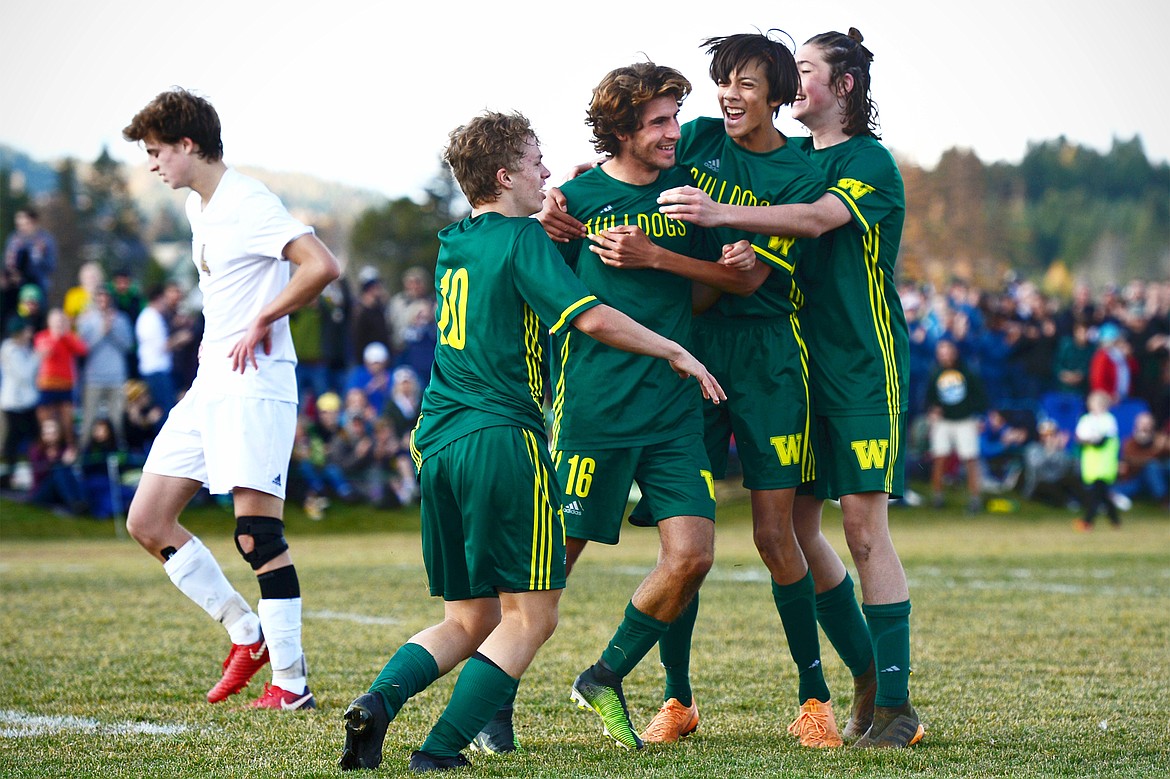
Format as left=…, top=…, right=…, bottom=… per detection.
left=185, top=167, right=312, bottom=403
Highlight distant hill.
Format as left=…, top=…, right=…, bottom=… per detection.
left=0, top=144, right=59, bottom=196
left=125, top=164, right=390, bottom=225
left=2, top=143, right=389, bottom=226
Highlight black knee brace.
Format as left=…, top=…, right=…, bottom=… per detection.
left=234, top=515, right=288, bottom=570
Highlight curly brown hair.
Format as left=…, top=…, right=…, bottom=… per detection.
left=444, top=111, right=538, bottom=207
left=587, top=62, right=691, bottom=156
left=123, top=87, right=224, bottom=160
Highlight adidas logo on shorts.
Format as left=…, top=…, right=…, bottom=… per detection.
left=271, top=474, right=282, bottom=487
left=562, top=500, right=583, bottom=516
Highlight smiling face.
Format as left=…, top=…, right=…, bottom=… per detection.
left=618, top=94, right=681, bottom=176
left=717, top=58, right=781, bottom=152
left=792, top=43, right=843, bottom=135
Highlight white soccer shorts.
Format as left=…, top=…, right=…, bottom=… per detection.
left=143, top=386, right=296, bottom=499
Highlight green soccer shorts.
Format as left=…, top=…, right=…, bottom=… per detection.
left=419, top=424, right=566, bottom=599
left=693, top=315, right=814, bottom=490
left=805, top=411, right=907, bottom=500
left=555, top=433, right=715, bottom=545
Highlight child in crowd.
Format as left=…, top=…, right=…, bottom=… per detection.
left=28, top=418, right=88, bottom=515
left=1074, top=390, right=1122, bottom=530
left=79, top=417, right=138, bottom=518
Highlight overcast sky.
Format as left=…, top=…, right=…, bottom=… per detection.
left=2, top=0, right=1167, bottom=202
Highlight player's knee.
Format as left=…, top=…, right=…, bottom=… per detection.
left=668, top=544, right=713, bottom=582
left=466, top=613, right=501, bottom=645
left=531, top=610, right=559, bottom=644
left=505, top=605, right=559, bottom=644
left=125, top=507, right=169, bottom=550
left=234, top=515, right=288, bottom=571
left=752, top=521, right=789, bottom=554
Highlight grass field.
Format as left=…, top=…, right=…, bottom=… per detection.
left=1, top=487, right=1168, bottom=778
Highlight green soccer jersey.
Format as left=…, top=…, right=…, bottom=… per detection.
left=676, top=116, right=826, bottom=320
left=550, top=165, right=715, bottom=449
left=412, top=213, right=600, bottom=461
left=793, top=134, right=909, bottom=416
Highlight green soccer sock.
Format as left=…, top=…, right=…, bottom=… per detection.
left=862, top=600, right=912, bottom=707
left=658, top=593, right=698, bottom=706
left=773, top=570, right=831, bottom=704
left=368, top=642, right=440, bottom=720
left=600, top=601, right=671, bottom=679
left=419, top=653, right=519, bottom=758
left=497, top=682, right=517, bottom=711
left=816, top=572, right=875, bottom=678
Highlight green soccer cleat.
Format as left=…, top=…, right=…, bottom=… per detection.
left=570, top=665, right=644, bottom=750
left=469, top=706, right=520, bottom=754
left=853, top=700, right=924, bottom=748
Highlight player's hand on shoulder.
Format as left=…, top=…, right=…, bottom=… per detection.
left=537, top=186, right=586, bottom=243
left=560, top=156, right=606, bottom=182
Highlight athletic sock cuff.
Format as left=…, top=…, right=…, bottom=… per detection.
left=625, top=600, right=670, bottom=631
left=815, top=571, right=855, bottom=608
left=401, top=641, right=440, bottom=679
left=862, top=599, right=912, bottom=619
left=161, top=536, right=205, bottom=577
left=772, top=568, right=814, bottom=604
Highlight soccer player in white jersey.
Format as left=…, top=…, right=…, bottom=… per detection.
left=122, top=87, right=341, bottom=710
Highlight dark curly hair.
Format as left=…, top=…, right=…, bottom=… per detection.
left=122, top=87, right=223, bottom=160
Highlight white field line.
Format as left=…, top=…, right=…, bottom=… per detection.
left=306, top=609, right=400, bottom=625
left=0, top=709, right=189, bottom=738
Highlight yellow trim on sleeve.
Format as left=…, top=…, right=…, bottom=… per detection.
left=828, top=186, right=871, bottom=234
left=549, top=295, right=598, bottom=334
left=752, top=245, right=794, bottom=274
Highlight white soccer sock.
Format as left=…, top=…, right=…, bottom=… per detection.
left=258, top=597, right=305, bottom=693
left=163, top=536, right=261, bottom=645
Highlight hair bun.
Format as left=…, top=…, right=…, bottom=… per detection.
left=847, top=27, right=874, bottom=62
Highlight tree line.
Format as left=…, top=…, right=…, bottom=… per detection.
left=3, top=134, right=1166, bottom=303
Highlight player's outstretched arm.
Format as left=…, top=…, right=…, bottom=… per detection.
left=572, top=304, right=725, bottom=404
left=659, top=187, right=852, bottom=238
left=592, top=226, right=768, bottom=297
left=229, top=234, right=342, bottom=373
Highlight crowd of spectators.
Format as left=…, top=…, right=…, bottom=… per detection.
left=0, top=224, right=435, bottom=520
left=905, top=277, right=1170, bottom=513
left=1, top=208, right=1165, bottom=520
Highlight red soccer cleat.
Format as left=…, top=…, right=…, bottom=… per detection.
left=206, top=639, right=269, bottom=703
left=250, top=682, right=316, bottom=710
